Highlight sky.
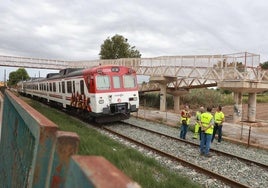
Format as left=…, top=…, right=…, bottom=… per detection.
left=0, top=0, right=268, bottom=81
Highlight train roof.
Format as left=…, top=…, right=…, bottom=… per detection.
left=27, top=65, right=135, bottom=82
left=24, top=77, right=46, bottom=83
left=44, top=68, right=84, bottom=80
left=83, top=65, right=136, bottom=74
left=62, top=65, right=131, bottom=78
left=46, top=73, right=60, bottom=79
left=59, top=68, right=84, bottom=76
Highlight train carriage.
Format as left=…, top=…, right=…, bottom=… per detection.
left=18, top=65, right=139, bottom=123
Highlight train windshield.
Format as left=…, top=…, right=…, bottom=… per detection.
left=123, top=75, right=136, bottom=88
left=96, top=75, right=110, bottom=90
left=113, top=76, right=121, bottom=89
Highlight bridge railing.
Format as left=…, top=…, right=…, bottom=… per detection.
left=1, top=52, right=266, bottom=83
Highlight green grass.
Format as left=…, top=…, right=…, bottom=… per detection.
left=26, top=98, right=201, bottom=188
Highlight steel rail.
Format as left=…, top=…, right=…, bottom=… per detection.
left=122, top=121, right=268, bottom=170
left=103, top=126, right=250, bottom=188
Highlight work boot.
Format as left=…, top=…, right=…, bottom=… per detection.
left=204, top=153, right=213, bottom=158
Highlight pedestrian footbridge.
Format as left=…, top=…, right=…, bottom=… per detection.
left=1, top=52, right=268, bottom=122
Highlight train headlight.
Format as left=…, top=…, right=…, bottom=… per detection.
left=99, top=99, right=104, bottom=104
left=97, top=69, right=103, bottom=74
left=111, top=67, right=120, bottom=72
left=129, top=97, right=138, bottom=101
left=128, top=68, right=134, bottom=74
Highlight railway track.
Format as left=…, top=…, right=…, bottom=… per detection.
left=102, top=121, right=268, bottom=188
left=121, top=121, right=268, bottom=169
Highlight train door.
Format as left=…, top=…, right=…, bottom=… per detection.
left=72, top=81, right=75, bottom=94
left=61, top=80, right=67, bottom=108
left=80, top=80, right=84, bottom=95
left=86, top=75, right=95, bottom=93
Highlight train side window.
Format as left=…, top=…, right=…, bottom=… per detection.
left=80, top=80, right=84, bottom=94
left=96, top=75, right=110, bottom=90
left=113, top=76, right=121, bottom=89
left=73, top=81, right=75, bottom=93
left=123, top=75, right=136, bottom=88
left=62, top=81, right=65, bottom=93
left=49, top=83, right=52, bottom=91
left=59, top=82, right=61, bottom=93
left=53, top=83, right=56, bottom=92
left=67, top=81, right=72, bottom=93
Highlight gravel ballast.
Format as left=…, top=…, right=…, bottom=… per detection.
left=96, top=117, right=268, bottom=188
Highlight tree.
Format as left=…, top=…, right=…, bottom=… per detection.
left=99, top=34, right=141, bottom=59
left=260, top=61, right=268, bottom=69
left=8, top=68, right=30, bottom=86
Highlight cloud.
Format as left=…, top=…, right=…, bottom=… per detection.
left=0, top=0, right=268, bottom=62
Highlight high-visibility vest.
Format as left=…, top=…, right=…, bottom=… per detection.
left=201, top=112, right=214, bottom=134
left=194, top=111, right=202, bottom=127
left=196, top=111, right=201, bottom=121
left=214, top=111, right=224, bottom=124
left=181, top=110, right=190, bottom=125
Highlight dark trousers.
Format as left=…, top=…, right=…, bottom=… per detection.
left=211, top=123, right=223, bottom=142
left=200, top=132, right=212, bottom=155
left=180, top=124, right=188, bottom=139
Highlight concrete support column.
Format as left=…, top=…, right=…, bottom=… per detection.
left=159, top=84, right=167, bottom=112
left=173, top=95, right=180, bottom=113
left=233, top=92, right=242, bottom=122
left=248, top=93, right=257, bottom=122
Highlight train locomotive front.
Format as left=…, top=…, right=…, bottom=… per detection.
left=18, top=65, right=139, bottom=123
left=83, top=65, right=139, bottom=123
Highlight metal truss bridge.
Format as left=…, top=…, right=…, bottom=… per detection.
left=1, top=52, right=268, bottom=92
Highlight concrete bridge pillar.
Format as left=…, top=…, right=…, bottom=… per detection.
left=159, top=84, right=167, bottom=112
left=233, top=92, right=242, bottom=122
left=174, top=95, right=180, bottom=113
left=248, top=93, right=257, bottom=122
left=169, top=90, right=189, bottom=113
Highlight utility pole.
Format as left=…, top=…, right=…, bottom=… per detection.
left=4, top=69, right=6, bottom=86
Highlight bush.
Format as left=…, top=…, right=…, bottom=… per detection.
left=140, top=89, right=268, bottom=110
left=141, top=88, right=236, bottom=109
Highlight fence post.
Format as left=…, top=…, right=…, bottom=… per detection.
left=50, top=131, right=80, bottom=188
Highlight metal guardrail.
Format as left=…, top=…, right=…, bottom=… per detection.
left=0, top=90, right=139, bottom=188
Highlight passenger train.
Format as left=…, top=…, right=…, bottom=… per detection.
left=17, top=65, right=139, bottom=123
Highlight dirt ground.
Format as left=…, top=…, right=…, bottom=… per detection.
left=221, top=103, right=268, bottom=148
left=222, top=103, right=268, bottom=123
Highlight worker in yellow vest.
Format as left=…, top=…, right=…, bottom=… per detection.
left=200, top=107, right=214, bottom=157
left=192, top=106, right=205, bottom=139
left=211, top=105, right=225, bottom=143
left=179, top=105, right=191, bottom=139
